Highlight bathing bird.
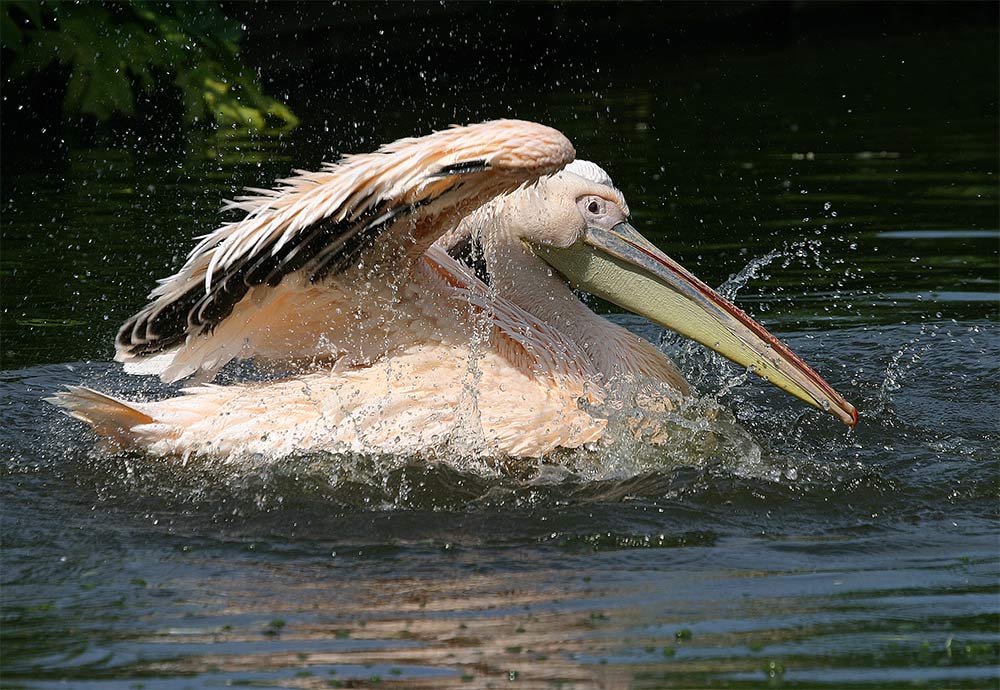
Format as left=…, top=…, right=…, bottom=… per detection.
left=52, top=119, right=856, bottom=458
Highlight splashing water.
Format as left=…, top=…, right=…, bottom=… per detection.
left=717, top=248, right=782, bottom=301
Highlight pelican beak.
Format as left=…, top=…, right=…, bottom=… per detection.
left=534, top=222, right=858, bottom=426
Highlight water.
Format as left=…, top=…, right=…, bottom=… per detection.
left=2, top=15, right=998, bottom=690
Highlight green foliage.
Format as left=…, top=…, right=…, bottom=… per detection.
left=2, top=1, right=298, bottom=132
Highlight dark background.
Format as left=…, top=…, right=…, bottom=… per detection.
left=3, top=1, right=997, bottom=161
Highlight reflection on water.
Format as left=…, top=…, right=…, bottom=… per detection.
left=2, top=15, right=998, bottom=690
left=10, top=550, right=997, bottom=689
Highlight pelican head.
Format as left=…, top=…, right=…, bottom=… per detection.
left=475, top=160, right=857, bottom=426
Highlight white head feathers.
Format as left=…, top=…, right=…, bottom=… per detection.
left=565, top=160, right=615, bottom=188
left=563, top=159, right=627, bottom=215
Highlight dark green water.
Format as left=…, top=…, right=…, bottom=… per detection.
left=2, top=17, right=998, bottom=690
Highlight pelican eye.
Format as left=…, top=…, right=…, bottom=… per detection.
left=579, top=195, right=608, bottom=219
left=577, top=195, right=624, bottom=231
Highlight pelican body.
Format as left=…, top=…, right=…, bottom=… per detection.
left=52, top=120, right=856, bottom=458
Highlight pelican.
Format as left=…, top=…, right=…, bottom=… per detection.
left=51, top=120, right=857, bottom=458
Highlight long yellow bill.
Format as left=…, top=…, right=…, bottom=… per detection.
left=535, top=222, right=858, bottom=426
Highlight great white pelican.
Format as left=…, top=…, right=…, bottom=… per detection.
left=52, top=120, right=857, bottom=458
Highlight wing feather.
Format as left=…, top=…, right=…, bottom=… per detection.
left=116, top=120, right=575, bottom=378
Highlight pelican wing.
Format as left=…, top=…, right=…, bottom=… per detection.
left=116, top=120, right=575, bottom=381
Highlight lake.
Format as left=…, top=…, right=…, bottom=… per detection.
left=2, top=8, right=997, bottom=689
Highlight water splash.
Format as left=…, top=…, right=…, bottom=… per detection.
left=872, top=322, right=938, bottom=419
left=717, top=248, right=782, bottom=301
